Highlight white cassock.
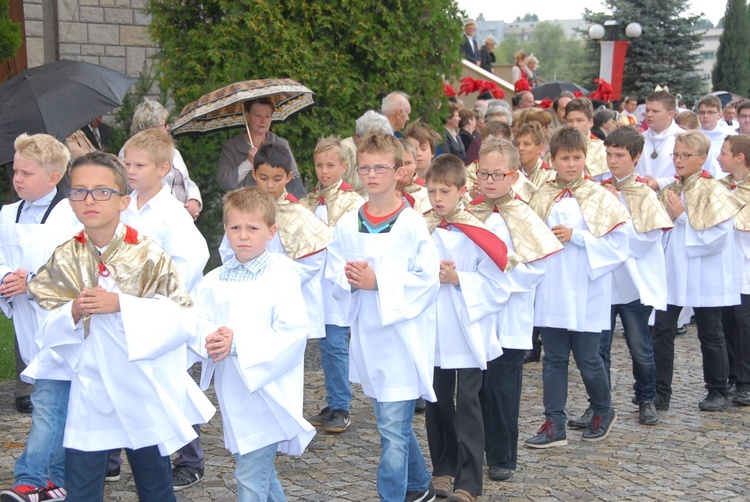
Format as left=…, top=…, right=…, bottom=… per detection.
left=534, top=197, right=629, bottom=332
left=325, top=208, right=440, bottom=402
left=28, top=275, right=214, bottom=455
left=700, top=124, right=732, bottom=180
left=190, top=255, right=315, bottom=456
left=484, top=213, right=547, bottom=350
left=636, top=121, right=682, bottom=191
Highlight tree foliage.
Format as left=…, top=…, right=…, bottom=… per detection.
left=711, top=0, right=750, bottom=95
left=514, top=13, right=539, bottom=22
left=0, top=0, right=22, bottom=64
left=584, top=0, right=705, bottom=102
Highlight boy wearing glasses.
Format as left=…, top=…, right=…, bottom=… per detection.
left=697, top=94, right=731, bottom=180
left=24, top=152, right=214, bottom=500
left=654, top=130, right=744, bottom=411
left=527, top=127, right=629, bottom=447
left=0, top=134, right=80, bottom=502
left=737, top=100, right=750, bottom=136
left=325, top=132, right=440, bottom=502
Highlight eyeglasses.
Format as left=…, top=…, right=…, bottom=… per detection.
left=476, top=170, right=517, bottom=180
left=739, top=114, right=750, bottom=121
left=698, top=111, right=718, bottom=116
left=68, top=187, right=124, bottom=201
left=670, top=153, right=704, bottom=161
left=358, top=165, right=397, bottom=175
left=151, top=122, right=168, bottom=129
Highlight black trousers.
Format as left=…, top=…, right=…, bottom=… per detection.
left=722, top=294, right=750, bottom=387
left=425, top=367, right=484, bottom=495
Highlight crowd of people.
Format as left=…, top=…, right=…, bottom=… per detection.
left=1, top=77, right=749, bottom=502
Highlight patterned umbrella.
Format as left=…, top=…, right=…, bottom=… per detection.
left=171, top=78, right=315, bottom=136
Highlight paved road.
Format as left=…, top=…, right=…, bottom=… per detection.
left=1, top=324, right=748, bottom=501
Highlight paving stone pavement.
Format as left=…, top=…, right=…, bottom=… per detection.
left=1, top=324, right=749, bottom=501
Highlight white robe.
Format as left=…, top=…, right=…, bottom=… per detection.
left=325, top=208, right=440, bottom=402
left=534, top=198, right=629, bottom=332
left=484, top=213, right=546, bottom=350
left=190, top=255, right=315, bottom=456
left=636, top=121, right=682, bottom=191
left=28, top=275, right=214, bottom=455
left=699, top=124, right=732, bottom=180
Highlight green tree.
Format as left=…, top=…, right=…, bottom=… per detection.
left=514, top=13, right=539, bottom=22
left=0, top=0, right=21, bottom=65
left=584, top=0, right=705, bottom=102
left=712, top=0, right=750, bottom=94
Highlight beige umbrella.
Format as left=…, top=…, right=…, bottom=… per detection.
left=171, top=78, right=315, bottom=141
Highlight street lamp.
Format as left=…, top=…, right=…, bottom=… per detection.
left=588, top=21, right=642, bottom=101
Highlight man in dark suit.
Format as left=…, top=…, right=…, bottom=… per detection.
left=82, top=116, right=113, bottom=151
left=461, top=21, right=481, bottom=66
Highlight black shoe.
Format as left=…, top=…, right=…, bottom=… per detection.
left=105, top=465, right=121, bottom=482
left=567, top=406, right=593, bottom=429
left=405, top=483, right=436, bottom=502
left=582, top=410, right=617, bottom=441
left=172, top=465, right=204, bottom=492
left=698, top=390, right=728, bottom=411
left=309, top=406, right=332, bottom=426
left=322, top=409, right=350, bottom=433
left=488, top=466, right=513, bottom=481
left=733, top=389, right=750, bottom=406
left=676, top=325, right=687, bottom=336
left=15, top=396, right=32, bottom=414
left=726, top=382, right=738, bottom=397
left=525, top=421, right=567, bottom=449
left=653, top=393, right=670, bottom=410
left=638, top=401, right=659, bottom=425
left=523, top=350, right=540, bottom=364
left=415, top=397, right=427, bottom=413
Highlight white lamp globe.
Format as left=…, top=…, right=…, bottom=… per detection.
left=625, top=22, right=642, bottom=38
left=588, top=24, right=605, bottom=40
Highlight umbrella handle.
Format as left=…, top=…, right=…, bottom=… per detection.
left=243, top=115, right=254, bottom=149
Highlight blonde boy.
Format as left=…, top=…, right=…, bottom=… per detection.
left=325, top=132, right=439, bottom=501
left=301, top=138, right=364, bottom=433
left=191, top=187, right=313, bottom=501
left=514, top=121, right=555, bottom=189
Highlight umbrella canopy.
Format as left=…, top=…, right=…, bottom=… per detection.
left=531, top=81, right=590, bottom=101
left=171, top=78, right=315, bottom=136
left=0, top=59, right=137, bottom=165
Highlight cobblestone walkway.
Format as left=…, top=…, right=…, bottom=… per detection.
left=1, top=324, right=749, bottom=501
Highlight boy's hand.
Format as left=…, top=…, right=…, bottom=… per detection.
left=77, top=286, right=120, bottom=315
left=439, top=260, right=459, bottom=285
left=0, top=269, right=28, bottom=297
left=345, top=261, right=377, bottom=290
left=665, top=191, right=684, bottom=221
left=552, top=225, right=573, bottom=243
left=644, top=175, right=659, bottom=191
left=206, top=326, right=233, bottom=362
left=184, top=199, right=201, bottom=221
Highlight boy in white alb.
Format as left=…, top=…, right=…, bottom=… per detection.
left=325, top=132, right=439, bottom=502
left=301, top=137, right=365, bottom=433
left=636, top=91, right=683, bottom=192
left=697, top=94, right=732, bottom=180
left=191, top=187, right=314, bottom=501
left=564, top=98, right=610, bottom=183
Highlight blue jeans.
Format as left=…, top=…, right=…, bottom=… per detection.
left=66, top=445, right=175, bottom=501
left=599, top=300, right=657, bottom=401
left=371, top=399, right=431, bottom=501
left=233, top=442, right=286, bottom=502
left=541, top=328, right=612, bottom=425
left=14, top=379, right=70, bottom=488
left=318, top=324, right=352, bottom=412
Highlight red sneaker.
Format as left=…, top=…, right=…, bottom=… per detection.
left=0, top=484, right=41, bottom=502
left=39, top=482, right=66, bottom=502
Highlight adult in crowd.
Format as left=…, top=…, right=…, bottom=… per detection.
left=511, top=50, right=532, bottom=86
left=461, top=20, right=481, bottom=66
left=618, top=97, right=638, bottom=127
left=526, top=54, right=539, bottom=87
left=516, top=91, right=535, bottom=110
left=82, top=116, right=112, bottom=151
left=216, top=97, right=305, bottom=198
left=721, top=103, right=739, bottom=133
left=120, top=98, right=203, bottom=220
left=459, top=109, right=478, bottom=152
left=479, top=36, right=497, bottom=73
left=464, top=104, right=513, bottom=165
left=381, top=92, right=411, bottom=136
left=440, top=102, right=466, bottom=161
left=635, top=90, right=682, bottom=191
left=340, top=110, right=393, bottom=195
left=738, top=100, right=750, bottom=136
left=591, top=109, right=617, bottom=140
left=549, top=91, right=574, bottom=130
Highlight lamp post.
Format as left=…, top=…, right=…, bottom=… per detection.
left=588, top=21, right=642, bottom=101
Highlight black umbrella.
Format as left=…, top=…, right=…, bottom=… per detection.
left=532, top=81, right=590, bottom=101
left=0, top=59, right=137, bottom=165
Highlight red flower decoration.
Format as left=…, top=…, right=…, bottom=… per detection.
left=538, top=98, right=554, bottom=109
left=459, top=76, right=504, bottom=99
left=573, top=91, right=583, bottom=98
left=514, top=78, right=531, bottom=93
left=444, top=82, right=457, bottom=98
left=588, top=78, right=613, bottom=102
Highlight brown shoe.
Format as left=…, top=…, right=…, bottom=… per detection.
left=446, top=489, right=477, bottom=502
left=432, top=475, right=453, bottom=498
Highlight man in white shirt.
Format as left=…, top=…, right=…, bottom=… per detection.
left=636, top=91, right=682, bottom=192
left=460, top=21, right=481, bottom=66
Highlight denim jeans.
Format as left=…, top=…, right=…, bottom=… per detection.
left=14, top=379, right=70, bottom=488
left=318, top=324, right=352, bottom=412
left=481, top=349, right=524, bottom=470
left=233, top=442, right=287, bottom=502
left=371, top=399, right=431, bottom=501
left=541, top=328, right=612, bottom=425
left=598, top=300, right=657, bottom=401
left=66, top=445, right=175, bottom=501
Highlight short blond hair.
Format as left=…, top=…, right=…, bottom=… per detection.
left=223, top=187, right=277, bottom=227
left=675, top=130, right=710, bottom=155
left=479, top=137, right=520, bottom=171
left=357, top=131, right=404, bottom=167
left=14, top=133, right=70, bottom=175
left=400, top=138, right=417, bottom=160
left=123, top=128, right=175, bottom=167
left=314, top=136, right=347, bottom=164
left=130, top=98, right=169, bottom=135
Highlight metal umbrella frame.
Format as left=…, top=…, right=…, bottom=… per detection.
left=171, top=78, right=315, bottom=137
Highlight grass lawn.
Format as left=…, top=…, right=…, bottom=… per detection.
left=0, top=315, right=15, bottom=381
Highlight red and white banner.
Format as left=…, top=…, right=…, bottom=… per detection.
left=599, top=40, right=630, bottom=101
